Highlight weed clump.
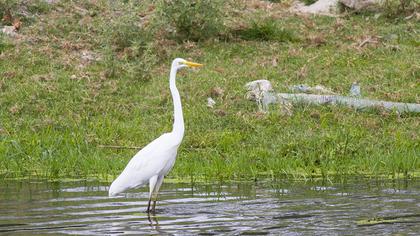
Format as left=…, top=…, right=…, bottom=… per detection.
left=0, top=0, right=17, bottom=22
left=0, top=35, right=13, bottom=52
left=339, top=0, right=418, bottom=18
left=99, top=0, right=229, bottom=80
left=0, top=0, right=52, bottom=25
left=235, top=18, right=298, bottom=42
left=301, top=0, right=318, bottom=6
left=155, top=0, right=225, bottom=42
left=381, top=0, right=419, bottom=18
left=99, top=5, right=157, bottom=81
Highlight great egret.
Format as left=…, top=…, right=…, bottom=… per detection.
left=108, top=58, right=203, bottom=213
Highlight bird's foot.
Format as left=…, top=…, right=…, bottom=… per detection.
left=146, top=208, right=159, bottom=214
left=146, top=208, right=165, bottom=214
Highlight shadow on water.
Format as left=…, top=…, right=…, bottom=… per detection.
left=0, top=178, right=419, bottom=235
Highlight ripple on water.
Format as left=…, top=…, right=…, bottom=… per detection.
left=0, top=179, right=419, bottom=235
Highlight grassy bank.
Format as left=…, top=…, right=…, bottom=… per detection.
left=0, top=0, right=419, bottom=181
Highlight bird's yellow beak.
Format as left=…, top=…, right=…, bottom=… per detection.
left=183, top=61, right=203, bottom=68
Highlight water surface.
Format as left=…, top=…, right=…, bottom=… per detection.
left=0, top=178, right=419, bottom=235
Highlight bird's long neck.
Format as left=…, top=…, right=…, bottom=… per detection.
left=169, top=66, right=184, bottom=140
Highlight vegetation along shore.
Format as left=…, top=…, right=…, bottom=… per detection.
left=0, top=0, right=419, bottom=181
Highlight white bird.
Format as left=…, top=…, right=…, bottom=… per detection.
left=108, top=58, right=203, bottom=213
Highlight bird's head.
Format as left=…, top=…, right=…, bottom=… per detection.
left=172, top=58, right=203, bottom=71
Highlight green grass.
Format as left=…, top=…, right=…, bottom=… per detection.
left=357, top=214, right=420, bottom=226
left=301, top=0, right=318, bottom=6
left=0, top=1, right=419, bottom=182
left=234, top=18, right=298, bottom=42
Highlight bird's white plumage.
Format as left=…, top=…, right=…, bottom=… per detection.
left=108, top=58, right=202, bottom=213
left=108, top=133, right=181, bottom=196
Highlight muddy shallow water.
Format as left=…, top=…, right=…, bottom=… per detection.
left=0, top=178, right=419, bottom=235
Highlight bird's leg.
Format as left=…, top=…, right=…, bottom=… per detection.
left=147, top=210, right=159, bottom=229
left=147, top=198, right=152, bottom=213
left=152, top=200, right=157, bottom=213
left=147, top=175, right=159, bottom=213
left=150, top=175, right=164, bottom=213
left=151, top=194, right=158, bottom=213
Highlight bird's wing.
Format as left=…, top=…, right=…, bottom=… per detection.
left=126, top=133, right=177, bottom=169
left=110, top=133, right=179, bottom=191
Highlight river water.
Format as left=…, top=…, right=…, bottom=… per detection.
left=0, top=178, right=419, bottom=235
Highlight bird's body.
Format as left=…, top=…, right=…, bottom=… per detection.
left=108, top=58, right=202, bottom=213
left=108, top=132, right=180, bottom=196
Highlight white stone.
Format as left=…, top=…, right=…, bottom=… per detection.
left=292, top=0, right=339, bottom=15
left=207, top=97, right=216, bottom=108
left=1, top=26, right=19, bottom=38
left=349, top=81, right=361, bottom=97
left=245, top=79, right=273, bottom=101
